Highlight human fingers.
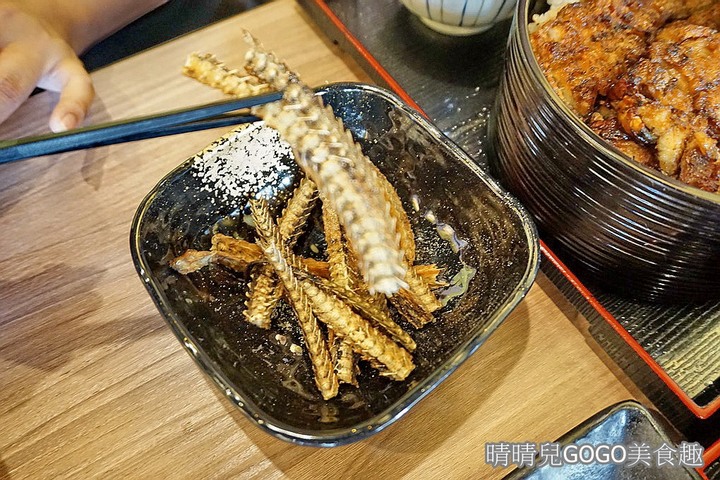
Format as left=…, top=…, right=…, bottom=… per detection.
left=43, top=56, right=94, bottom=132
left=0, top=43, right=44, bottom=126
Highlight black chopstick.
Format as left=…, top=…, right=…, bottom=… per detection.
left=0, top=90, right=283, bottom=164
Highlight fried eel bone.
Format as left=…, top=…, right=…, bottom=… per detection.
left=250, top=199, right=339, bottom=400
left=171, top=234, right=444, bottom=288
left=183, top=52, right=271, bottom=98
left=243, top=34, right=408, bottom=296
left=174, top=38, right=455, bottom=398
left=328, top=327, right=358, bottom=387
left=244, top=178, right=318, bottom=328
left=251, top=199, right=415, bottom=382
left=321, top=199, right=360, bottom=382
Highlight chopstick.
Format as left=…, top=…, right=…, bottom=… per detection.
left=0, top=90, right=284, bottom=164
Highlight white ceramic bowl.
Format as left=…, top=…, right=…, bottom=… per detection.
left=400, top=0, right=517, bottom=35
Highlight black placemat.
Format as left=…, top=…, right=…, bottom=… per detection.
left=299, top=0, right=720, bottom=443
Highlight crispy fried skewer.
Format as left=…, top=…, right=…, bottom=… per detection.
left=171, top=236, right=442, bottom=289
left=251, top=199, right=414, bottom=381
left=259, top=85, right=408, bottom=295
left=244, top=178, right=318, bottom=328
left=299, top=270, right=417, bottom=352
left=302, top=203, right=416, bottom=351
left=242, top=33, right=407, bottom=296
left=243, top=268, right=281, bottom=329
left=239, top=36, right=424, bottom=304
left=321, top=200, right=359, bottom=384
left=182, top=45, right=441, bottom=312
left=299, top=277, right=415, bottom=380
left=327, top=326, right=358, bottom=387
left=183, top=52, right=272, bottom=97
left=391, top=289, right=435, bottom=329
left=249, top=200, right=338, bottom=400
left=176, top=40, right=451, bottom=397
left=360, top=151, right=416, bottom=265
left=404, top=267, right=442, bottom=315
left=322, top=199, right=350, bottom=288
left=278, top=179, right=319, bottom=245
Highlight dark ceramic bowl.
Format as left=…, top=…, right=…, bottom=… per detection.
left=491, top=0, right=720, bottom=302
left=130, top=83, right=538, bottom=446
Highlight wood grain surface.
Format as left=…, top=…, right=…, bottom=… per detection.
left=0, top=1, right=633, bottom=478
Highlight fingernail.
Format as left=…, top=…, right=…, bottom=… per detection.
left=61, top=112, right=78, bottom=131
left=50, top=112, right=78, bottom=133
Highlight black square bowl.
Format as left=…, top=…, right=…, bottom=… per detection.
left=130, top=83, right=539, bottom=446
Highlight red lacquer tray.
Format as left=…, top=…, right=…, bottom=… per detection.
left=299, top=0, right=719, bottom=455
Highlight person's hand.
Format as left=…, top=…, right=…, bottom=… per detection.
left=0, top=1, right=93, bottom=132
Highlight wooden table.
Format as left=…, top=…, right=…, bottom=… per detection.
left=0, top=1, right=635, bottom=478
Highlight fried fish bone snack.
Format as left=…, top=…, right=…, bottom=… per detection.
left=170, top=185, right=439, bottom=399
left=187, top=34, right=409, bottom=297
left=169, top=182, right=445, bottom=396
left=174, top=40, right=450, bottom=399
